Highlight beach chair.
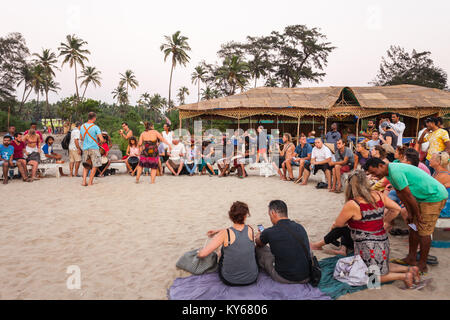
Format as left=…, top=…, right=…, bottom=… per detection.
left=36, top=152, right=63, bottom=178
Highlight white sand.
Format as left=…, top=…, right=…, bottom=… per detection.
left=0, top=168, right=449, bottom=299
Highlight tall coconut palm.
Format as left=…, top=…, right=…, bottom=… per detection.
left=58, top=34, right=90, bottom=101
left=112, top=85, right=128, bottom=106
left=177, top=86, right=189, bottom=105
left=30, top=64, right=44, bottom=116
left=34, top=49, right=59, bottom=131
left=217, top=55, right=250, bottom=95
left=191, top=65, right=207, bottom=102
left=150, top=93, right=167, bottom=117
left=119, top=69, right=139, bottom=97
left=201, top=86, right=220, bottom=101
left=248, top=51, right=269, bottom=88
left=17, top=63, right=35, bottom=114
left=79, top=66, right=102, bottom=100
left=160, top=31, right=191, bottom=110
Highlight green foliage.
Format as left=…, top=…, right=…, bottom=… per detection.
left=0, top=110, right=30, bottom=131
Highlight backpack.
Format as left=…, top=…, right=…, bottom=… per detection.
left=61, top=130, right=72, bottom=150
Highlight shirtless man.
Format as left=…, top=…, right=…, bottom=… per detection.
left=23, top=129, right=41, bottom=155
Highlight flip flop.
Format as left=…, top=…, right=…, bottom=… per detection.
left=416, top=252, right=438, bottom=265
left=390, top=258, right=409, bottom=266
left=334, top=189, right=343, bottom=194
left=389, top=228, right=409, bottom=236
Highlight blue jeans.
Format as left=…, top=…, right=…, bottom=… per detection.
left=185, top=160, right=197, bottom=174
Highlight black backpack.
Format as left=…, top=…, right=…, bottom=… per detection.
left=61, top=130, right=72, bottom=150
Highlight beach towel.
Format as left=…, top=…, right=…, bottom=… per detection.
left=168, top=271, right=331, bottom=300
left=318, top=255, right=367, bottom=299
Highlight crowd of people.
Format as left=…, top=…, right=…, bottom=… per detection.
left=2, top=111, right=450, bottom=290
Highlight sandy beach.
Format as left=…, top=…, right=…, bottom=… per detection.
left=0, top=167, right=449, bottom=300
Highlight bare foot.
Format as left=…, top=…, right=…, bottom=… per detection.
left=409, top=266, right=421, bottom=284
left=310, top=242, right=323, bottom=250
left=300, top=182, right=308, bottom=185
left=81, top=182, right=88, bottom=186
left=329, top=188, right=335, bottom=192
left=404, top=272, right=414, bottom=289
left=402, top=256, right=418, bottom=266
left=417, top=261, right=428, bottom=273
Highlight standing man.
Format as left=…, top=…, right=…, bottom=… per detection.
left=330, top=139, right=355, bottom=193
left=161, top=122, right=173, bottom=173
left=119, top=122, right=133, bottom=141
left=325, top=123, right=341, bottom=152
left=364, top=158, right=447, bottom=273
left=418, top=117, right=450, bottom=174
left=4, top=126, right=16, bottom=140
left=0, top=135, right=14, bottom=184
left=80, top=112, right=105, bottom=186
left=390, top=113, right=405, bottom=148
left=69, top=122, right=82, bottom=177
left=292, top=135, right=312, bottom=184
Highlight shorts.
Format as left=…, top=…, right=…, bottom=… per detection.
left=305, top=162, right=331, bottom=174
left=0, top=160, right=16, bottom=166
left=415, top=200, right=447, bottom=236
left=69, top=149, right=82, bottom=163
left=340, top=165, right=351, bottom=174
left=258, top=148, right=267, bottom=154
left=168, top=159, right=183, bottom=170
left=82, top=149, right=102, bottom=168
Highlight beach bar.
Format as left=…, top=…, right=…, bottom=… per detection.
left=177, top=85, right=450, bottom=142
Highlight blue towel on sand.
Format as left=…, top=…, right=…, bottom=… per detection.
left=318, top=255, right=367, bottom=299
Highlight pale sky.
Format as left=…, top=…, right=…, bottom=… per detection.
left=1, top=0, right=449, bottom=105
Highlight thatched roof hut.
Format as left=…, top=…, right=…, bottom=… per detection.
left=177, top=84, right=450, bottom=138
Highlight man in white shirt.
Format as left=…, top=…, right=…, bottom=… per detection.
left=391, top=113, right=405, bottom=148
left=166, top=136, right=186, bottom=176
left=69, top=122, right=82, bottom=177
left=161, top=122, right=173, bottom=165
left=300, top=138, right=332, bottom=189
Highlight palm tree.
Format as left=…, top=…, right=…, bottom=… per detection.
left=79, top=66, right=102, bottom=100
left=191, top=65, right=207, bottom=102
left=34, top=49, right=59, bottom=131
left=58, top=34, right=90, bottom=101
left=160, top=31, right=191, bottom=110
left=17, top=63, right=34, bottom=114
left=30, top=64, right=44, bottom=118
left=201, top=86, right=220, bottom=100
left=119, top=69, right=139, bottom=97
left=112, top=85, right=128, bottom=106
left=150, top=93, right=168, bottom=118
left=177, top=86, right=189, bottom=105
left=248, top=51, right=269, bottom=88
left=217, top=55, right=250, bottom=95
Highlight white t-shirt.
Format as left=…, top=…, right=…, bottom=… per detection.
left=161, top=131, right=173, bottom=150
left=69, top=128, right=81, bottom=151
left=311, top=145, right=332, bottom=162
left=169, top=143, right=186, bottom=161
left=418, top=127, right=430, bottom=152
left=391, top=121, right=405, bottom=147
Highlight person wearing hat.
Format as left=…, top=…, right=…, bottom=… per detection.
left=380, top=121, right=398, bottom=150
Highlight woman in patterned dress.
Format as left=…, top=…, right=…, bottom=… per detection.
left=329, top=170, right=420, bottom=288
left=136, top=122, right=171, bottom=184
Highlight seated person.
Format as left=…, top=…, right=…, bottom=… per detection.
left=301, top=138, right=332, bottom=189
left=233, top=136, right=255, bottom=179
left=96, top=133, right=112, bottom=177
left=354, top=142, right=371, bottom=169
left=185, top=139, right=198, bottom=176
left=41, top=136, right=66, bottom=176
left=330, top=138, right=355, bottom=193
left=199, top=141, right=215, bottom=175
left=0, top=135, right=15, bottom=184
left=272, top=133, right=295, bottom=181
left=382, top=143, right=396, bottom=162
left=310, top=226, right=354, bottom=256
left=11, top=132, right=36, bottom=182
left=429, top=152, right=450, bottom=218
left=292, top=135, right=313, bottom=184
left=393, top=146, right=407, bottom=163
left=198, top=201, right=258, bottom=286
left=218, top=137, right=233, bottom=177
left=371, top=145, right=389, bottom=164
left=125, top=136, right=140, bottom=176
left=367, top=130, right=381, bottom=150
left=166, top=136, right=186, bottom=176
left=329, top=170, right=419, bottom=288
left=255, top=200, right=311, bottom=284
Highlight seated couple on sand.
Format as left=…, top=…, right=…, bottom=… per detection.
left=198, top=200, right=312, bottom=286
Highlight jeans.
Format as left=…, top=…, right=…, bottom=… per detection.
left=323, top=226, right=354, bottom=249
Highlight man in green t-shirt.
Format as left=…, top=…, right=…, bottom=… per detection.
left=364, top=158, right=447, bottom=273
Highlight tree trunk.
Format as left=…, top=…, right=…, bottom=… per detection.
left=46, top=89, right=55, bottom=133
left=18, top=87, right=31, bottom=114
left=198, top=80, right=200, bottom=102
left=81, top=83, right=88, bottom=100
left=255, top=77, right=257, bottom=88
left=74, top=63, right=80, bottom=103
left=168, top=62, right=174, bottom=113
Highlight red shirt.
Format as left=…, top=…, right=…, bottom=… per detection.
left=11, top=140, right=26, bottom=159
left=101, top=143, right=109, bottom=156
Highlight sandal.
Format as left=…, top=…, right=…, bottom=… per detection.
left=390, top=258, right=410, bottom=266
left=389, top=228, right=409, bottom=236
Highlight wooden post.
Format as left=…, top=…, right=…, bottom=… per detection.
left=312, top=116, right=315, bottom=131
left=7, top=105, right=11, bottom=130
left=324, top=115, right=328, bottom=138
left=276, top=116, right=279, bottom=130
left=238, top=117, right=240, bottom=130
left=179, top=112, right=182, bottom=130
left=355, top=117, right=360, bottom=145
left=416, top=116, right=420, bottom=137
left=296, top=116, right=301, bottom=143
